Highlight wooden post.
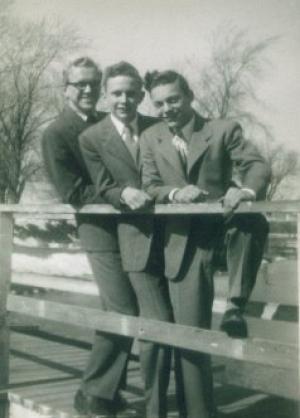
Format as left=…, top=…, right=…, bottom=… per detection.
left=298, top=213, right=300, bottom=384
left=0, top=212, right=14, bottom=418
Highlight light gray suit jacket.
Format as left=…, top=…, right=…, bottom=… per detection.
left=80, top=114, right=160, bottom=272
left=141, top=113, right=271, bottom=278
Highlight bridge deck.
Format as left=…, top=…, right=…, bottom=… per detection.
left=6, top=328, right=299, bottom=418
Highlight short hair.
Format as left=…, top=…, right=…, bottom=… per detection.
left=102, top=61, right=143, bottom=89
left=144, top=70, right=192, bottom=97
left=63, top=57, right=102, bottom=85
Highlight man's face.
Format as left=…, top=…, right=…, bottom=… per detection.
left=105, top=75, right=144, bottom=124
left=150, top=80, right=193, bottom=129
left=64, top=66, right=100, bottom=114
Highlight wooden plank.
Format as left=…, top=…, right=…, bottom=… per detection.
left=214, top=262, right=298, bottom=306
left=7, top=295, right=297, bottom=370
left=9, top=287, right=297, bottom=346
left=10, top=273, right=298, bottom=343
left=8, top=372, right=298, bottom=418
left=9, top=333, right=86, bottom=388
left=10, top=336, right=88, bottom=371
left=212, top=313, right=298, bottom=344
left=225, top=360, right=299, bottom=400
left=8, top=379, right=143, bottom=418
left=7, top=329, right=298, bottom=415
left=251, top=260, right=298, bottom=306
left=11, top=272, right=97, bottom=295
left=11, top=259, right=298, bottom=306
left=1, top=200, right=300, bottom=216
left=14, top=214, right=75, bottom=221
left=0, top=212, right=13, bottom=418
left=9, top=379, right=85, bottom=398
left=298, top=214, right=300, bottom=358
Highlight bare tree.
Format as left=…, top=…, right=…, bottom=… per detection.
left=190, top=26, right=276, bottom=119
left=184, top=24, right=298, bottom=200
left=0, top=10, right=81, bottom=202
left=265, top=143, right=298, bottom=200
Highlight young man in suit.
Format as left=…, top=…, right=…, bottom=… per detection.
left=140, top=70, right=270, bottom=418
left=42, top=57, right=138, bottom=418
left=79, top=62, right=172, bottom=418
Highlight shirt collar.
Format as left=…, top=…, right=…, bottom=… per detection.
left=110, top=113, right=138, bottom=136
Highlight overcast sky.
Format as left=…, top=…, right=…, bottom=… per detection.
left=12, top=0, right=300, bottom=150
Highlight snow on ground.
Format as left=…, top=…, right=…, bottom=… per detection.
left=13, top=216, right=91, bottom=277
left=12, top=246, right=92, bottom=278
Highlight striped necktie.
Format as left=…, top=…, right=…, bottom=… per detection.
left=171, top=128, right=188, bottom=168
left=123, top=124, right=139, bottom=165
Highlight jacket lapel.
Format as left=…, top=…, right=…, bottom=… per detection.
left=137, top=114, right=148, bottom=135
left=101, top=116, right=137, bottom=171
left=187, top=115, right=211, bottom=176
left=156, top=124, right=187, bottom=181
left=63, top=106, right=86, bottom=134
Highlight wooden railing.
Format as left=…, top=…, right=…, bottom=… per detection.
left=0, top=201, right=299, bottom=417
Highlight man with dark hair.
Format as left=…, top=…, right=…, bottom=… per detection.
left=79, top=61, right=172, bottom=418
left=42, top=57, right=137, bottom=418
left=141, top=69, right=270, bottom=418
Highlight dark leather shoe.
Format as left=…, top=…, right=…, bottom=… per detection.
left=74, top=390, right=116, bottom=417
left=220, top=308, right=248, bottom=338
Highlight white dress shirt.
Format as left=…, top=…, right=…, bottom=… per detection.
left=110, top=114, right=138, bottom=143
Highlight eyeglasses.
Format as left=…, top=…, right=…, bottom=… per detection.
left=67, top=81, right=100, bottom=91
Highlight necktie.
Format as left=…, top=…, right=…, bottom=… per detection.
left=172, top=128, right=188, bottom=168
left=123, top=124, right=139, bottom=165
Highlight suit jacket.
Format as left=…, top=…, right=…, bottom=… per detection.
left=42, top=106, right=119, bottom=251
left=141, top=112, right=271, bottom=279
left=79, top=113, right=160, bottom=272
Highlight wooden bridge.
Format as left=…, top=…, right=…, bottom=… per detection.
left=0, top=201, right=299, bottom=417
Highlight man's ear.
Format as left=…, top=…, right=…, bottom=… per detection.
left=101, top=86, right=107, bottom=98
left=188, top=89, right=194, bottom=102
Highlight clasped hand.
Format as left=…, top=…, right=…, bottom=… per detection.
left=173, top=185, right=209, bottom=203
left=121, top=186, right=153, bottom=210
left=221, top=187, right=255, bottom=215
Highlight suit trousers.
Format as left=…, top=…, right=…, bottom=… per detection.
left=168, top=235, right=215, bottom=418
left=128, top=270, right=173, bottom=418
left=225, top=213, right=269, bottom=306
left=167, top=213, right=268, bottom=418
left=80, top=250, right=137, bottom=399
left=82, top=251, right=172, bottom=418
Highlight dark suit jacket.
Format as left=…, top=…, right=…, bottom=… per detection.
left=141, top=113, right=271, bottom=279
left=79, top=114, right=160, bottom=272
left=42, top=106, right=118, bottom=251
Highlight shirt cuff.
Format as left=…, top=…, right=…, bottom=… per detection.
left=241, top=188, right=256, bottom=200
left=120, top=186, right=129, bottom=204
left=169, top=188, right=180, bottom=202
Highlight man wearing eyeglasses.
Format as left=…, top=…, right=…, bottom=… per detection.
left=42, top=57, right=137, bottom=418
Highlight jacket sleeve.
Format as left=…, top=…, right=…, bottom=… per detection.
left=42, top=126, right=103, bottom=207
left=140, top=131, right=178, bottom=203
left=79, top=132, right=125, bottom=209
left=224, top=122, right=271, bottom=199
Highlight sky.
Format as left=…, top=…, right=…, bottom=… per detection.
left=12, top=0, right=300, bottom=151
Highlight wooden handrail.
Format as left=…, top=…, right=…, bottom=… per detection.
left=1, top=200, right=300, bottom=215
left=7, top=295, right=297, bottom=370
